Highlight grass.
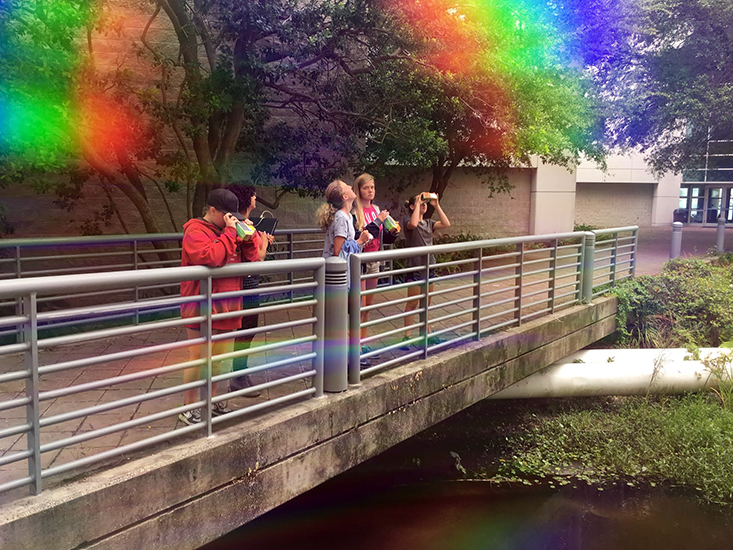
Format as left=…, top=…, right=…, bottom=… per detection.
left=494, top=394, right=733, bottom=504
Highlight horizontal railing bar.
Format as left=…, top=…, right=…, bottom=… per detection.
left=480, top=317, right=519, bottom=334
left=0, top=315, right=26, bottom=329
left=361, top=265, right=424, bottom=281
left=0, top=396, right=31, bottom=413
left=427, top=331, right=476, bottom=350
left=21, top=250, right=135, bottom=263
left=0, top=476, right=34, bottom=494
left=429, top=282, right=478, bottom=298
left=425, top=270, right=479, bottom=285
left=42, top=421, right=205, bottom=479
left=480, top=296, right=517, bottom=310
left=522, top=277, right=553, bottom=289
left=430, top=308, right=477, bottom=326
left=360, top=308, right=426, bottom=329
left=210, top=299, right=317, bottom=323
left=522, top=287, right=553, bottom=300
left=0, top=422, right=31, bottom=440
left=362, top=279, right=424, bottom=297
left=0, top=342, right=30, bottom=356
left=0, top=370, right=30, bottom=384
left=593, top=226, right=638, bottom=236
left=359, top=323, right=423, bottom=346
left=363, top=334, right=425, bottom=359
left=39, top=380, right=205, bottom=430
left=212, top=281, right=317, bottom=301
left=211, top=388, right=316, bottom=425
left=555, top=290, right=580, bottom=300
left=360, top=294, right=426, bottom=313
left=522, top=307, right=553, bottom=321
left=39, top=358, right=207, bottom=401
left=41, top=401, right=205, bottom=453
left=37, top=315, right=202, bottom=350
left=520, top=296, right=553, bottom=309
left=0, top=449, right=33, bottom=468
left=481, top=285, right=520, bottom=299
left=22, top=263, right=136, bottom=277
left=210, top=317, right=316, bottom=343
left=212, top=334, right=317, bottom=363
left=481, top=262, right=521, bottom=275
left=360, top=349, right=424, bottom=377
left=215, top=370, right=315, bottom=403
left=213, top=353, right=317, bottom=384
left=427, top=294, right=475, bottom=311
left=39, top=336, right=206, bottom=375
left=480, top=308, right=519, bottom=323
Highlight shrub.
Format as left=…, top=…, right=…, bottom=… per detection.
left=611, top=258, right=733, bottom=348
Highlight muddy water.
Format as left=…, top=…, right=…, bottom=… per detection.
left=204, top=399, right=733, bottom=550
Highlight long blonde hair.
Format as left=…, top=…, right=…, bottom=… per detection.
left=353, top=173, right=375, bottom=231
left=316, top=180, right=347, bottom=230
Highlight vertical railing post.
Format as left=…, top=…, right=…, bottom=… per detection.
left=313, top=263, right=325, bottom=397
left=472, top=247, right=482, bottom=341
left=348, top=254, right=362, bottom=385
left=324, top=257, right=348, bottom=392
left=288, top=233, right=295, bottom=303
left=514, top=243, right=524, bottom=326
left=202, top=276, right=213, bottom=437
left=420, top=254, right=430, bottom=359
left=133, top=240, right=140, bottom=325
left=576, top=234, right=585, bottom=303
left=610, top=232, right=618, bottom=287
left=631, top=228, right=638, bottom=278
left=670, top=221, right=683, bottom=259
left=550, top=239, right=558, bottom=313
left=717, top=216, right=726, bottom=252
left=14, top=246, right=22, bottom=338
left=23, top=293, right=41, bottom=495
left=581, top=232, right=596, bottom=303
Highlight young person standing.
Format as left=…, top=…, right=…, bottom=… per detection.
left=179, top=188, right=251, bottom=425
left=226, top=184, right=275, bottom=394
left=352, top=173, right=399, bottom=358
left=317, top=179, right=370, bottom=258
left=402, top=192, right=451, bottom=347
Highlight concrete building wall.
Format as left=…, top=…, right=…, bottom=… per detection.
left=1, top=167, right=533, bottom=240
left=575, top=183, right=655, bottom=227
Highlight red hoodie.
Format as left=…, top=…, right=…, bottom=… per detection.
left=180, top=218, right=243, bottom=331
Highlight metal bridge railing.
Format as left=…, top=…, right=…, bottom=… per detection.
left=589, top=226, right=639, bottom=298
left=0, top=225, right=637, bottom=499
left=0, top=228, right=325, bottom=337
left=0, top=259, right=325, bottom=496
left=346, top=231, right=595, bottom=383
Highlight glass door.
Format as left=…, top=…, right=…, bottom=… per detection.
left=705, top=186, right=723, bottom=225
left=704, top=186, right=733, bottom=225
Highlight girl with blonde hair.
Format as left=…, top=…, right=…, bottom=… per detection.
left=318, top=179, right=370, bottom=257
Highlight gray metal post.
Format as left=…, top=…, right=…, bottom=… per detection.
left=581, top=232, right=596, bottom=303
left=472, top=247, right=482, bottom=340
left=202, top=277, right=213, bottom=437
left=23, top=293, right=41, bottom=495
left=324, top=257, right=348, bottom=392
left=348, top=254, right=362, bottom=385
left=313, top=264, right=326, bottom=397
left=717, top=216, right=726, bottom=252
left=514, top=243, right=524, bottom=325
left=670, top=221, right=683, bottom=259
left=631, top=229, right=638, bottom=278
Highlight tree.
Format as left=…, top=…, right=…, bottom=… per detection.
left=0, top=0, right=411, bottom=233
left=585, top=0, right=733, bottom=174
left=345, top=0, right=607, bottom=202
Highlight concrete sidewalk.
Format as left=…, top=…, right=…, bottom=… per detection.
left=634, top=224, right=733, bottom=275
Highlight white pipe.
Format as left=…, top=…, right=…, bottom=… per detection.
left=490, top=348, right=733, bottom=399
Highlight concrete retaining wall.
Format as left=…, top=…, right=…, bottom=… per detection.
left=0, top=297, right=617, bottom=549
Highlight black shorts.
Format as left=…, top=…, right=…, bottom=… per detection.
left=241, top=275, right=260, bottom=330
left=405, top=268, right=436, bottom=282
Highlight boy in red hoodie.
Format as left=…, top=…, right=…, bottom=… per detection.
left=179, top=188, right=251, bottom=425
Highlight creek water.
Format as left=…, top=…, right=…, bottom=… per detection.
left=203, top=399, right=733, bottom=550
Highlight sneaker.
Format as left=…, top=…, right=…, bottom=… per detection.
left=212, top=401, right=232, bottom=416
left=399, top=337, right=412, bottom=351
left=359, top=356, right=372, bottom=367
left=361, top=345, right=380, bottom=359
left=230, top=374, right=262, bottom=398
left=427, top=335, right=442, bottom=346
left=178, top=409, right=202, bottom=425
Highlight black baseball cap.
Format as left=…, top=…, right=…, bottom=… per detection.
left=207, top=188, right=245, bottom=220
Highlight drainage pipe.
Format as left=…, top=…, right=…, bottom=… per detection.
left=489, top=348, right=733, bottom=399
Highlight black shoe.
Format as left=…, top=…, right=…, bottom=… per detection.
left=230, top=374, right=262, bottom=397
left=399, top=337, right=412, bottom=351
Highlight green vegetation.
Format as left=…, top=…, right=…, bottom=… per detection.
left=611, top=258, right=733, bottom=348
left=489, top=257, right=733, bottom=504
left=495, top=395, right=733, bottom=505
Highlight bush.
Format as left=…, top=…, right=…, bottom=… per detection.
left=497, top=394, right=733, bottom=505
left=611, top=258, right=733, bottom=348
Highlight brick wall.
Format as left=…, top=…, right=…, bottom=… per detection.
left=575, top=183, right=655, bottom=228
